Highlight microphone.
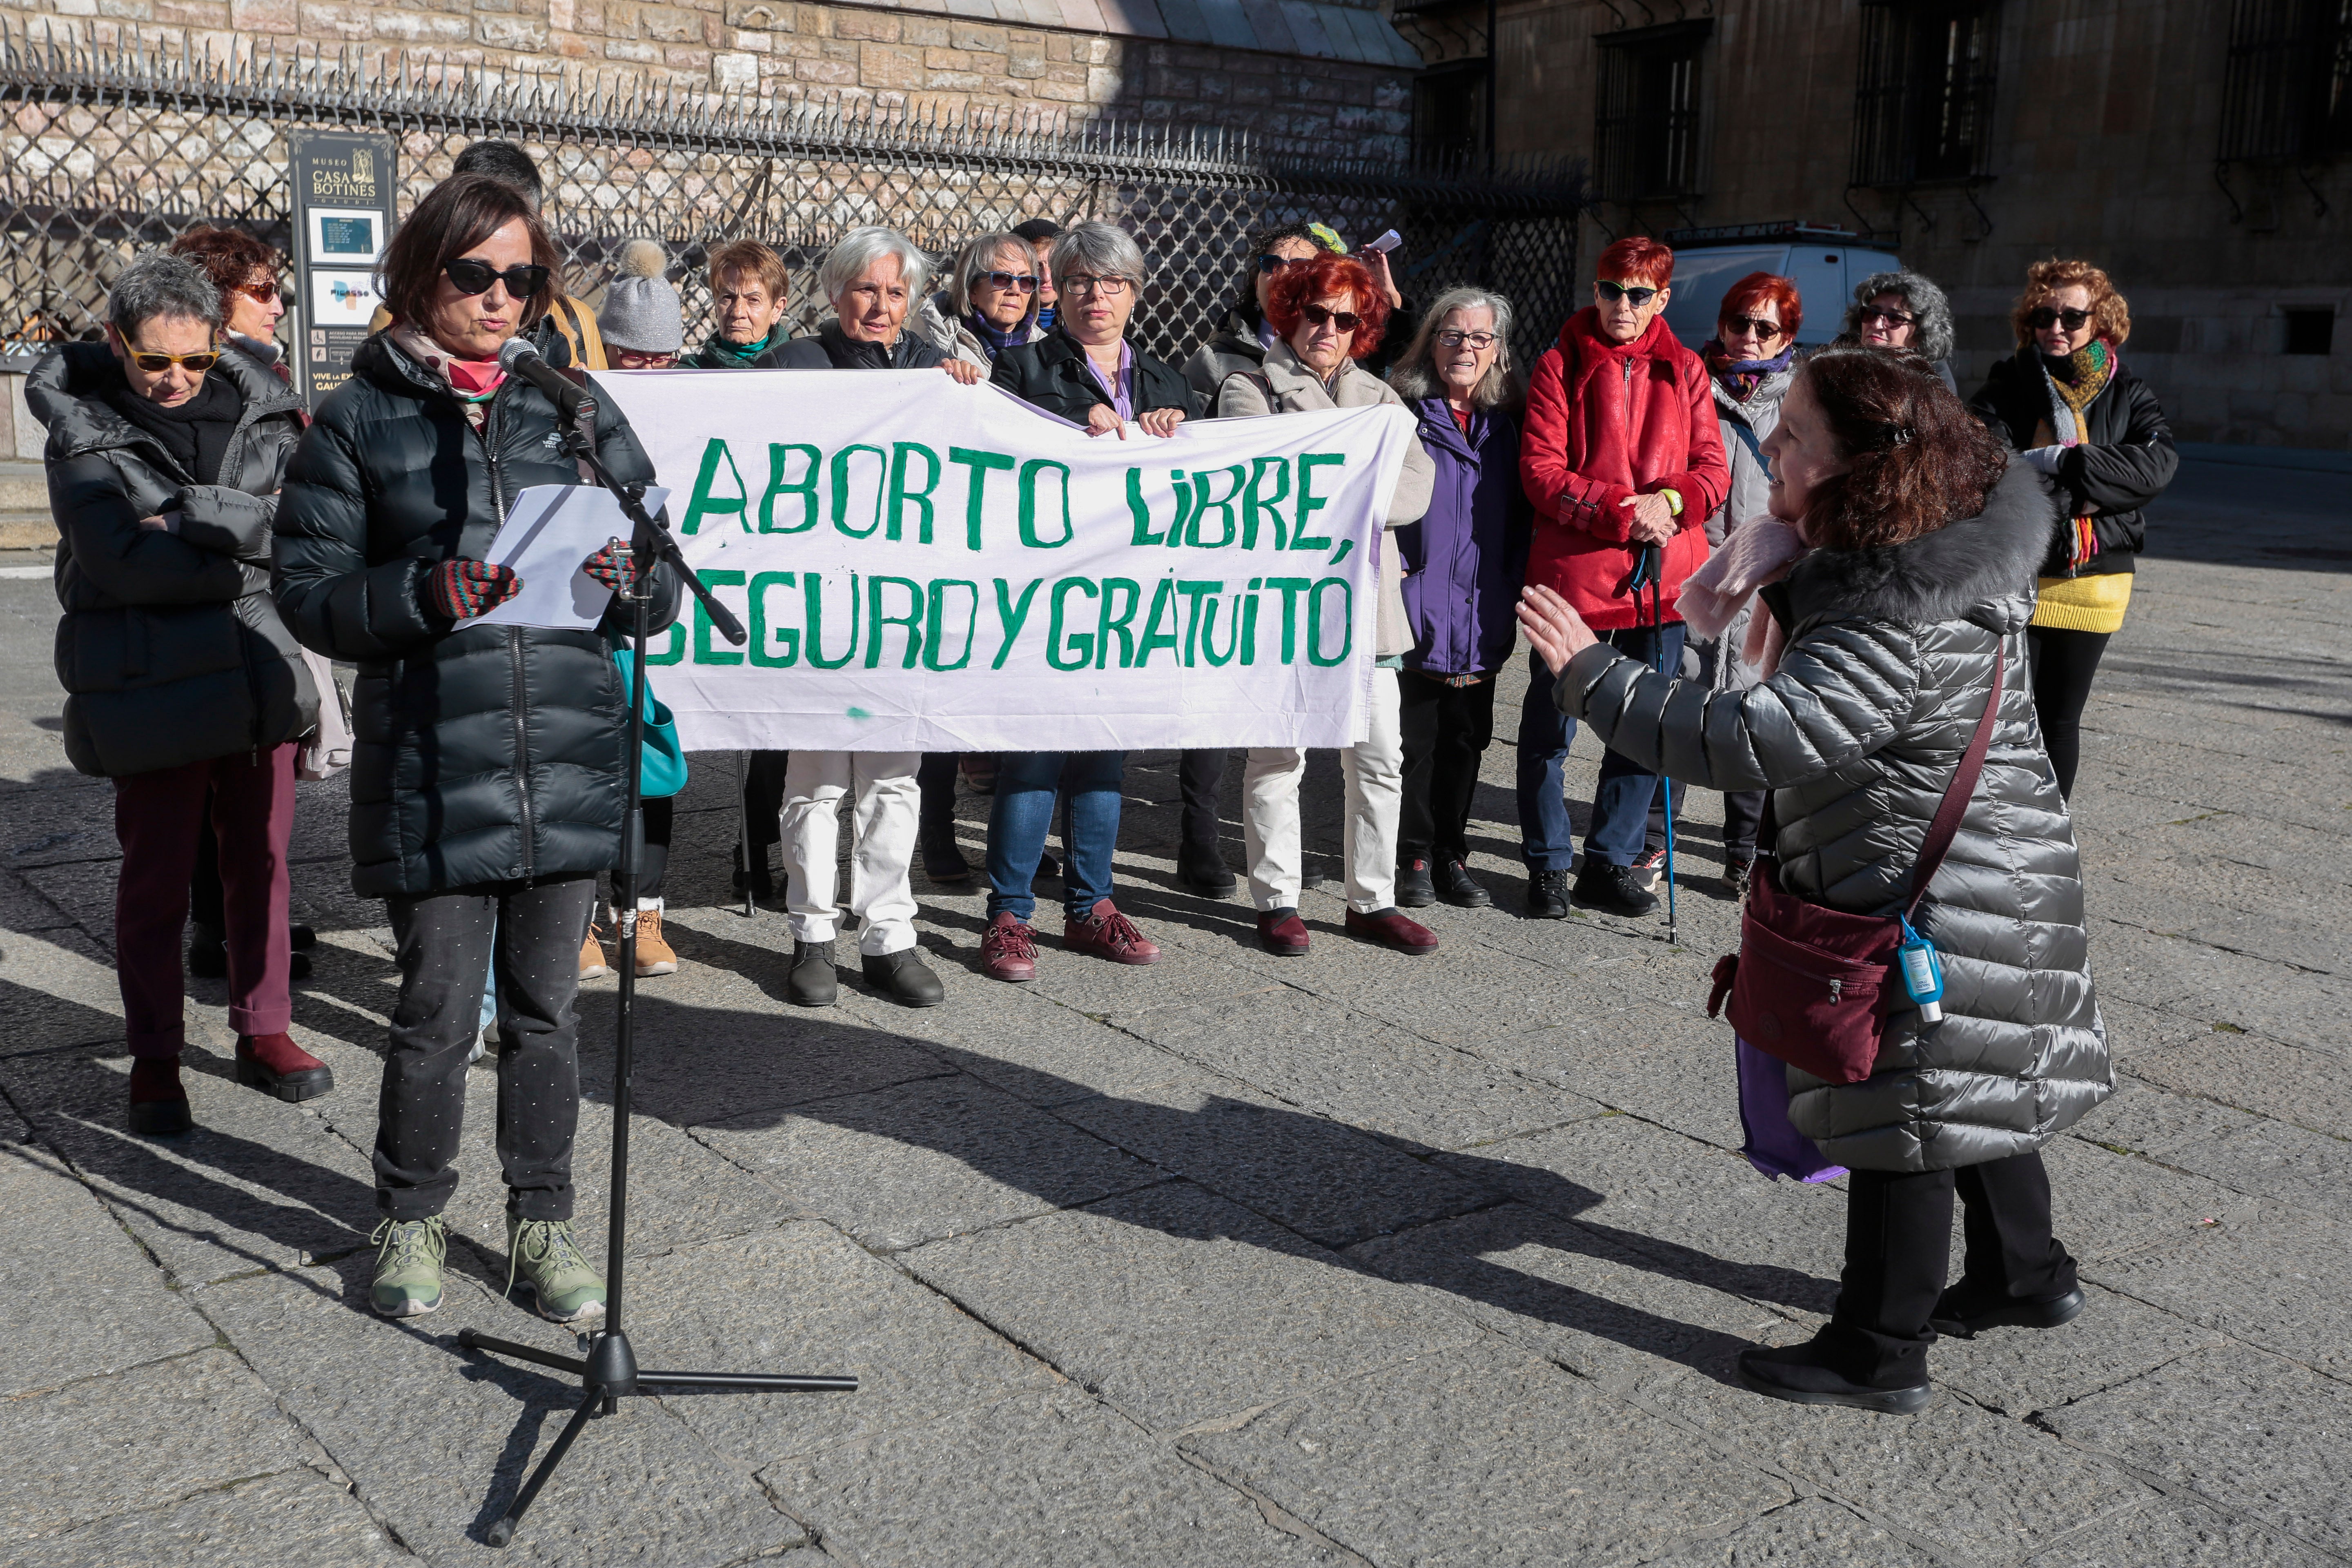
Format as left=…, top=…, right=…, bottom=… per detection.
left=497, top=337, right=598, bottom=428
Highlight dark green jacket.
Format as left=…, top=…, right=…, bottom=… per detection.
left=31, top=343, right=318, bottom=778
left=272, top=328, right=679, bottom=898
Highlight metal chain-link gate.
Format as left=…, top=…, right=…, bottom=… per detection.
left=1, top=24, right=1585, bottom=367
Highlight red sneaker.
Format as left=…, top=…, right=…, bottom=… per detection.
left=1064, top=899, right=1160, bottom=965
left=980, top=911, right=1039, bottom=982
left=1344, top=906, right=1439, bottom=955
left=235, top=1032, right=336, bottom=1103
left=1255, top=908, right=1310, bottom=956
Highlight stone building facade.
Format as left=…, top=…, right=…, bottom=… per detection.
left=4, top=0, right=1423, bottom=158
left=1415, top=0, right=2350, bottom=449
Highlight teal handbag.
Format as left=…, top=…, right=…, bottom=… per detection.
left=612, top=647, right=688, bottom=799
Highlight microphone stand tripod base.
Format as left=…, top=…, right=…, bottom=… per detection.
left=451, top=410, right=852, bottom=1550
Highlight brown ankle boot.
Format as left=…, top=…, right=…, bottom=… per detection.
left=235, top=1032, right=335, bottom=1104
left=128, top=1056, right=192, bottom=1136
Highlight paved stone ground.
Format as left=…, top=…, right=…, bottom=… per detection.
left=0, top=453, right=2344, bottom=1567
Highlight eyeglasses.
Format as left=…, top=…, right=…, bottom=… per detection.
left=1435, top=329, right=1498, bottom=350
left=234, top=278, right=281, bottom=304
left=126, top=347, right=222, bottom=372
left=1859, top=306, right=1917, bottom=329
left=1301, top=302, right=1361, bottom=332
left=1596, top=280, right=1660, bottom=307
left=1060, top=274, right=1132, bottom=297
left=1721, top=314, right=1786, bottom=339
left=2027, top=306, right=2093, bottom=331
left=612, top=349, right=678, bottom=369
left=443, top=259, right=551, bottom=299
left=1258, top=254, right=1314, bottom=274
left=979, top=271, right=1040, bottom=293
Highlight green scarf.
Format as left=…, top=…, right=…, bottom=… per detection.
left=699, top=328, right=774, bottom=367
left=2036, top=339, right=2113, bottom=445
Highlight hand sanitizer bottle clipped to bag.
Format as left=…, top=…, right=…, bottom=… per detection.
left=1897, top=916, right=1944, bottom=1025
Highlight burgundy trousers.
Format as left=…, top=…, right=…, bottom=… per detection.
left=114, top=744, right=298, bottom=1057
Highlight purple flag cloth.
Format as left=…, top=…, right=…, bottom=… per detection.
left=1735, top=1035, right=1847, bottom=1183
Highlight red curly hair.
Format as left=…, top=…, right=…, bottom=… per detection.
left=1265, top=255, right=1389, bottom=360
left=1717, top=271, right=1801, bottom=339
left=1594, top=236, right=1674, bottom=289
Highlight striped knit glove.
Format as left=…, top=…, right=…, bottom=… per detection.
left=581, top=541, right=638, bottom=595
left=423, top=559, right=521, bottom=620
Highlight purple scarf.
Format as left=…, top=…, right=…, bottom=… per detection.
left=1704, top=339, right=1796, bottom=401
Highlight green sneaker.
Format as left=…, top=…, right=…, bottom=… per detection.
left=369, top=1217, right=447, bottom=1318
left=506, top=1217, right=606, bottom=1326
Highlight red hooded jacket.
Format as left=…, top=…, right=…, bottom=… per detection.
left=1519, top=307, right=1729, bottom=630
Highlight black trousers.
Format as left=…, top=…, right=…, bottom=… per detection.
left=375, top=876, right=597, bottom=1222
left=2027, top=626, right=2111, bottom=798
left=1397, top=670, right=1497, bottom=864
left=739, top=750, right=789, bottom=854
left=917, top=751, right=960, bottom=842
left=1824, top=1149, right=2077, bottom=1386
left=1178, top=748, right=1227, bottom=859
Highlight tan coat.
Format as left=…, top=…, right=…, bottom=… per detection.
left=1215, top=340, right=1434, bottom=657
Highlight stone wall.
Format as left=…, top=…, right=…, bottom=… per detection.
left=1482, top=0, right=2352, bottom=450
left=2, top=0, right=1420, bottom=158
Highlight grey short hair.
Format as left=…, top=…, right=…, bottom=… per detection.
left=948, top=232, right=1038, bottom=318
left=1386, top=287, right=1523, bottom=412
left=107, top=252, right=223, bottom=339
left=1843, top=269, right=1954, bottom=364
left=1049, top=221, right=1146, bottom=290
left=818, top=226, right=931, bottom=304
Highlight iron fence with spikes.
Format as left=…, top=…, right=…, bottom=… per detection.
left=0, top=21, right=1586, bottom=366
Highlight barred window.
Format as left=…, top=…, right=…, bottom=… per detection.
left=2219, top=0, right=2352, bottom=163
left=1415, top=60, right=1490, bottom=167
left=1850, top=0, right=2002, bottom=187
left=1593, top=20, right=1711, bottom=203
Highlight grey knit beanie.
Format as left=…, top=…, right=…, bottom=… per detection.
left=597, top=239, right=684, bottom=354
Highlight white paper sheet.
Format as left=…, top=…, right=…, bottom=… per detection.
left=463, top=483, right=671, bottom=630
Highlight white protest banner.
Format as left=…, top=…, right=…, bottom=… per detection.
left=588, top=368, right=1417, bottom=753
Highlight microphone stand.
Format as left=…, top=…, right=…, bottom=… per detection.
left=457, top=400, right=855, bottom=1550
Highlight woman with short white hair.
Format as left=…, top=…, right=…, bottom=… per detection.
left=771, top=226, right=981, bottom=1012
left=913, top=229, right=1047, bottom=369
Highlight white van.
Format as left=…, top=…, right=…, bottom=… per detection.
left=1655, top=225, right=1903, bottom=353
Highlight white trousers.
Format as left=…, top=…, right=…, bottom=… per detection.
left=1243, top=666, right=1403, bottom=914
left=781, top=750, right=920, bottom=954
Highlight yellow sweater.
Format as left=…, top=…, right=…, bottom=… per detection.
left=2032, top=572, right=2133, bottom=634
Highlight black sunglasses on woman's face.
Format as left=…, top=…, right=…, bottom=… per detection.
left=1721, top=314, right=1784, bottom=339
left=443, top=259, right=551, bottom=298
left=2027, top=306, right=2092, bottom=331
left=1301, top=302, right=1360, bottom=332
left=1258, top=254, right=1313, bottom=274
left=1595, top=280, right=1659, bottom=307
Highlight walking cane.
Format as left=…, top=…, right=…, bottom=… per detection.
left=737, top=750, right=755, bottom=919
left=1628, top=543, right=1678, bottom=943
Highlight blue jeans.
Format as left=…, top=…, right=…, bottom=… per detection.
left=1516, top=623, right=1686, bottom=870
left=987, top=751, right=1123, bottom=922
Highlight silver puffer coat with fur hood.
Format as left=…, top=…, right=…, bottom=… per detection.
left=1553, top=464, right=2111, bottom=1172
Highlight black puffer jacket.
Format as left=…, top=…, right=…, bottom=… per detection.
left=1966, top=348, right=2176, bottom=579
left=32, top=343, right=317, bottom=778
left=1555, top=466, right=2111, bottom=1172
left=272, top=329, right=679, bottom=898
left=763, top=322, right=947, bottom=371
left=989, top=329, right=1200, bottom=425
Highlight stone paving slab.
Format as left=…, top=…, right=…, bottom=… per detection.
left=2039, top=1342, right=2352, bottom=1560
left=1651, top=1498, right=1936, bottom=1566
left=0, top=924, right=141, bottom=1055
left=763, top=1390, right=1343, bottom=1567
left=0, top=1348, right=311, bottom=1544
left=900, top=1179, right=1482, bottom=1432
left=2024, top=1496, right=2342, bottom=1568
left=1179, top=1339, right=1795, bottom=1567
left=1926, top=1281, right=2227, bottom=1418
left=7, top=1468, right=408, bottom=1568
left=2085, top=1203, right=2352, bottom=1379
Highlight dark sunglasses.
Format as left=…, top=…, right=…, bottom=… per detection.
left=1257, top=253, right=1313, bottom=274
left=1859, top=306, right=1917, bottom=329
left=233, top=278, right=282, bottom=304
left=1721, top=314, right=1786, bottom=339
left=127, top=348, right=222, bottom=372
left=1301, top=302, right=1361, bottom=332
left=443, top=258, right=551, bottom=298
left=981, top=270, right=1040, bottom=293
left=2027, top=306, right=2093, bottom=331
left=1596, top=280, right=1660, bottom=307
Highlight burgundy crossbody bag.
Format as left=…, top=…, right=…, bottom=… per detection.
left=1705, top=644, right=2005, bottom=1086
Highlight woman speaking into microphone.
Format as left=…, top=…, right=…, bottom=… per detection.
left=274, top=173, right=679, bottom=1325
